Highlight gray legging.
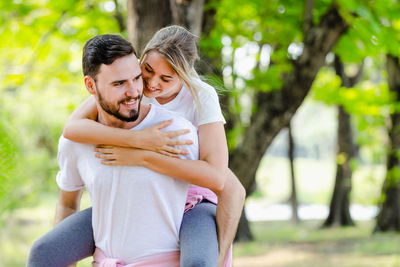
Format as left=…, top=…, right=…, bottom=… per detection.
left=27, top=201, right=218, bottom=267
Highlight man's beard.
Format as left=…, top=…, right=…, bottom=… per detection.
left=96, top=88, right=143, bottom=122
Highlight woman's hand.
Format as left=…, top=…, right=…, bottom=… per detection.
left=135, top=119, right=193, bottom=156
left=94, top=146, right=149, bottom=166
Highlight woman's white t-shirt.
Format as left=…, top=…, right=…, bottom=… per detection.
left=142, top=79, right=226, bottom=128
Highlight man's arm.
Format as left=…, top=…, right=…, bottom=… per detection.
left=54, top=189, right=83, bottom=225
left=216, top=170, right=246, bottom=266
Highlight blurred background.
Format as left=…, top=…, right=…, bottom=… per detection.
left=1, top=0, right=400, bottom=266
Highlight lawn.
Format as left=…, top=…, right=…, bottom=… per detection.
left=2, top=204, right=400, bottom=267
left=234, top=220, right=400, bottom=267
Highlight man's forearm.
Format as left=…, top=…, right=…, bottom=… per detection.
left=54, top=190, right=82, bottom=225
left=54, top=203, right=78, bottom=226
left=216, top=169, right=246, bottom=266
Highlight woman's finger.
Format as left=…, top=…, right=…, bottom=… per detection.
left=96, top=144, right=114, bottom=149
left=166, top=139, right=193, bottom=146
left=158, top=150, right=180, bottom=158
left=155, top=119, right=173, bottom=130
left=165, top=129, right=190, bottom=138
left=95, top=152, right=116, bottom=160
left=101, top=160, right=117, bottom=165
left=161, top=145, right=188, bottom=155
left=94, top=147, right=114, bottom=154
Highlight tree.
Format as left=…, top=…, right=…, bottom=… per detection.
left=323, top=55, right=363, bottom=227
left=288, top=122, right=299, bottom=224
left=225, top=3, right=348, bottom=240
left=375, top=55, right=400, bottom=231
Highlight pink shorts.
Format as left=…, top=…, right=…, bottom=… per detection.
left=184, top=185, right=218, bottom=212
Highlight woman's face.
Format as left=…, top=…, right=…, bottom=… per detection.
left=141, top=50, right=183, bottom=104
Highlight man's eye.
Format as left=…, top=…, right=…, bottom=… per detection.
left=114, top=81, right=124, bottom=86
left=145, top=67, right=152, bottom=72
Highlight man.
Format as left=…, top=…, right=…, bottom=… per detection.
left=53, top=34, right=198, bottom=265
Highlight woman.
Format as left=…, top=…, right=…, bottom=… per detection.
left=29, top=26, right=245, bottom=267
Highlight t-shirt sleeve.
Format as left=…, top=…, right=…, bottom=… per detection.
left=196, top=83, right=226, bottom=126
left=56, top=136, right=85, bottom=192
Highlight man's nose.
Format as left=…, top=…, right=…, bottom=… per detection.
left=125, top=81, right=139, bottom=97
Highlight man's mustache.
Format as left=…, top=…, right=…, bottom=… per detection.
left=118, top=95, right=142, bottom=104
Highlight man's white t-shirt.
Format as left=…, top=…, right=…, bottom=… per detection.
left=143, top=79, right=226, bottom=128
left=56, top=104, right=199, bottom=264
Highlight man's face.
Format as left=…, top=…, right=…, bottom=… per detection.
left=93, top=53, right=143, bottom=122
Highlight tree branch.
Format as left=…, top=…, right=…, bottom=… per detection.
left=113, top=0, right=126, bottom=32
left=303, top=0, right=314, bottom=34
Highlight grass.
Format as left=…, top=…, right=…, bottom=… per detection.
left=2, top=204, right=400, bottom=267
left=234, top=220, right=400, bottom=267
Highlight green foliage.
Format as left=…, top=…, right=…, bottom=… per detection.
left=0, top=118, right=18, bottom=214
left=312, top=0, right=400, bottom=164
left=0, top=0, right=122, bottom=213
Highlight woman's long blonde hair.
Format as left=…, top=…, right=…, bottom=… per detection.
left=140, top=25, right=203, bottom=112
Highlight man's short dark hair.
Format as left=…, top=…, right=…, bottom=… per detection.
left=82, top=34, right=137, bottom=79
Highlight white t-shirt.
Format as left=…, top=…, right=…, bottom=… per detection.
left=143, top=79, right=226, bottom=128
left=56, top=104, right=199, bottom=264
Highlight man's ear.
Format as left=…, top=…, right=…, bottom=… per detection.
left=84, top=76, right=96, bottom=95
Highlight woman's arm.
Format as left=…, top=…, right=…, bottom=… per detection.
left=95, top=122, right=229, bottom=192
left=145, top=121, right=229, bottom=191
left=63, top=96, right=193, bottom=156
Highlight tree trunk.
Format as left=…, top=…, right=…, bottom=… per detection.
left=323, top=106, right=355, bottom=227
left=323, top=55, right=362, bottom=227
left=288, top=124, right=299, bottom=223
left=288, top=123, right=299, bottom=224
left=375, top=55, right=400, bottom=232
left=235, top=208, right=253, bottom=242
left=127, top=0, right=205, bottom=53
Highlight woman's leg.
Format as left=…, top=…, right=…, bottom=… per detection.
left=27, top=207, right=95, bottom=267
left=179, top=200, right=218, bottom=267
